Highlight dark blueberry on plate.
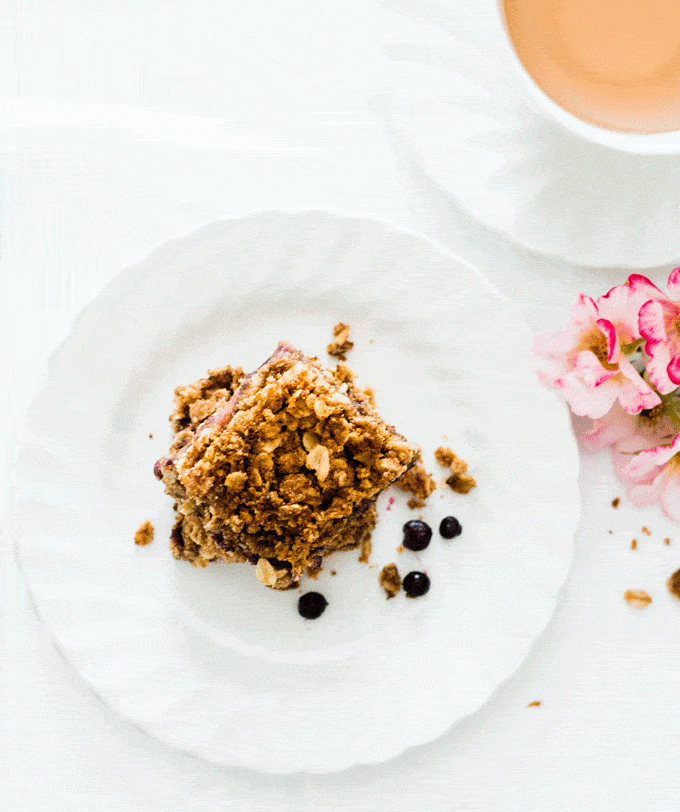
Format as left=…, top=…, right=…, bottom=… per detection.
left=402, top=571, right=430, bottom=598
left=439, top=516, right=462, bottom=539
left=298, top=591, right=328, bottom=619
left=402, top=519, right=432, bottom=551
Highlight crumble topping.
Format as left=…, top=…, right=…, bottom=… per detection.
left=436, top=446, right=477, bottom=494
left=624, top=589, right=652, bottom=608
left=134, top=520, right=154, bottom=546
left=667, top=568, right=680, bottom=599
left=395, top=462, right=436, bottom=509
left=378, top=563, right=401, bottom=599
left=327, top=322, right=354, bottom=361
left=155, top=342, right=420, bottom=588
left=358, top=535, right=372, bottom=564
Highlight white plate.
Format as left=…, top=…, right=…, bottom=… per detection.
left=382, top=0, right=680, bottom=269
left=11, top=210, right=579, bottom=773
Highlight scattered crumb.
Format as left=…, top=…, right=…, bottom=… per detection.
left=446, top=472, right=477, bottom=494
left=665, top=538, right=671, bottom=545
left=608, top=530, right=613, bottom=534
left=378, top=563, right=402, bottom=599
left=527, top=701, right=541, bottom=708
left=359, top=536, right=372, bottom=564
left=396, top=463, right=437, bottom=508
left=436, top=446, right=477, bottom=494
left=611, top=497, right=620, bottom=508
left=641, top=526, right=651, bottom=536
left=149, top=433, right=153, bottom=439
left=396, top=544, right=404, bottom=554
left=667, top=568, right=680, bottom=599
left=327, top=322, right=354, bottom=360
left=631, top=539, right=637, bottom=550
left=434, top=446, right=458, bottom=468
left=306, top=565, right=322, bottom=579
left=369, top=339, right=373, bottom=344
left=330, top=570, right=337, bottom=576
left=134, top=520, right=154, bottom=546
left=624, top=589, right=652, bottom=608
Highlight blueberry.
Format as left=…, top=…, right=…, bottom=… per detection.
left=439, top=516, right=462, bottom=539
left=298, top=591, right=328, bottom=619
left=402, top=571, right=430, bottom=598
left=403, top=520, right=432, bottom=551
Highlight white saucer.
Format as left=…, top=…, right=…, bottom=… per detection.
left=11, top=209, right=579, bottom=773
left=382, top=0, right=680, bottom=269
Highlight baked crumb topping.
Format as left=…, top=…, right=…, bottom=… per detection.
left=623, top=589, right=652, bottom=608
left=327, top=322, right=354, bottom=361
left=378, top=563, right=401, bottom=599
left=436, top=446, right=477, bottom=494
left=134, top=520, right=154, bottom=546
left=155, top=342, right=420, bottom=588
left=395, top=462, right=436, bottom=509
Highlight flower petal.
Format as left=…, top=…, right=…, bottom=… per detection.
left=667, top=266, right=680, bottom=299
left=598, top=274, right=668, bottom=342
left=572, top=350, right=617, bottom=387
left=624, top=433, right=680, bottom=480
left=596, top=318, right=619, bottom=363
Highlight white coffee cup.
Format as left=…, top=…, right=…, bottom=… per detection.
left=496, top=0, right=680, bottom=155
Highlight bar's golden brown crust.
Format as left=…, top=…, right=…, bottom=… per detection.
left=155, top=342, right=420, bottom=588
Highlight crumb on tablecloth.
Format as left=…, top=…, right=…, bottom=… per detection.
left=664, top=538, right=671, bottom=545
left=378, top=563, right=402, bottom=599
left=642, top=526, right=651, bottom=535
left=624, top=589, right=652, bottom=608
left=527, top=701, right=541, bottom=708
left=134, top=520, right=154, bottom=546
left=611, top=497, right=620, bottom=508
left=667, top=568, right=680, bottom=599
left=327, top=322, right=354, bottom=361
left=631, top=539, right=637, bottom=550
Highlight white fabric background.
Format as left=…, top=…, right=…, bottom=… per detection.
left=2, top=0, right=680, bottom=809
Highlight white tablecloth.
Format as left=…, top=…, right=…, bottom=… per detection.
left=2, top=1, right=680, bottom=809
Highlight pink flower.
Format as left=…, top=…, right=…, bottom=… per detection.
left=581, top=401, right=673, bottom=452
left=639, top=267, right=680, bottom=395
left=618, top=433, right=680, bottom=521
left=535, top=276, right=664, bottom=419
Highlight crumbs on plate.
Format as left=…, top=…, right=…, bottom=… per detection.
left=378, top=563, right=402, bottom=599
left=327, top=322, right=354, bottom=361
left=667, top=568, right=680, bottom=599
left=134, top=520, right=154, bottom=546
left=436, top=446, right=477, bottom=494
left=624, top=589, right=652, bottom=609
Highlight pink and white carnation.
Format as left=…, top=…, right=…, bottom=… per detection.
left=535, top=275, right=664, bottom=419
left=580, top=401, right=673, bottom=453
left=616, top=433, right=680, bottom=521
left=639, top=267, right=680, bottom=395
